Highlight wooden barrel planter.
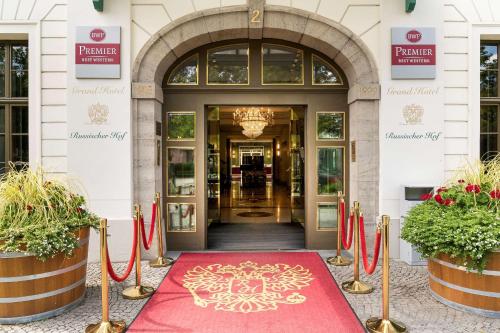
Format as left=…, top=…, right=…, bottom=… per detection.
left=0, top=228, right=90, bottom=324
left=428, top=251, right=500, bottom=318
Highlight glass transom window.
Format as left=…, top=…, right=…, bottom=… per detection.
left=262, top=44, right=303, bottom=85
left=207, top=44, right=249, bottom=85
left=312, top=55, right=342, bottom=85
left=480, top=44, right=498, bottom=98
left=168, top=54, right=198, bottom=85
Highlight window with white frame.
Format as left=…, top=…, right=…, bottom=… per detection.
left=480, top=42, right=499, bottom=160
left=0, top=41, right=29, bottom=173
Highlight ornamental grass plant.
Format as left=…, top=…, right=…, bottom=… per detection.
left=401, top=155, right=500, bottom=271
left=0, top=164, right=99, bottom=260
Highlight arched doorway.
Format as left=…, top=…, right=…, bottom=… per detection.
left=131, top=5, right=380, bottom=251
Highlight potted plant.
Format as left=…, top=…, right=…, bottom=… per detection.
left=0, top=164, right=99, bottom=324
left=401, top=155, right=500, bottom=317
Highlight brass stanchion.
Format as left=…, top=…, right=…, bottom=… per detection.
left=341, top=201, right=374, bottom=294
left=327, top=191, right=352, bottom=266
left=366, top=215, right=407, bottom=333
left=150, top=192, right=175, bottom=267
left=86, top=219, right=126, bottom=333
left=122, top=205, right=155, bottom=300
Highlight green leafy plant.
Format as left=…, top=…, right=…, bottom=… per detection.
left=0, top=164, right=99, bottom=260
left=401, top=155, right=500, bottom=271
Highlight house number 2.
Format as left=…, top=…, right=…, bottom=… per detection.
left=250, top=9, right=261, bottom=23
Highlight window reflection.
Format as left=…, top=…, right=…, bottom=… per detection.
left=312, top=55, right=342, bottom=85
left=207, top=44, right=249, bottom=84
left=167, top=54, right=198, bottom=85
left=167, top=112, right=195, bottom=140
left=317, top=147, right=344, bottom=195
left=11, top=45, right=28, bottom=97
left=167, top=203, right=196, bottom=231
left=317, top=112, right=344, bottom=140
left=480, top=44, right=498, bottom=97
left=480, top=105, right=499, bottom=160
left=317, top=203, right=337, bottom=230
left=262, top=44, right=303, bottom=84
left=167, top=148, right=195, bottom=196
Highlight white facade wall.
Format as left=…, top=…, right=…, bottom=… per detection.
left=1, top=0, right=499, bottom=262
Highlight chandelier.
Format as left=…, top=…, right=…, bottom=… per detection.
left=233, top=107, right=274, bottom=139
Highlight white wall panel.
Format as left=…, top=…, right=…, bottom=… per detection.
left=445, top=154, right=468, bottom=171
left=41, top=37, right=67, bottom=55
left=222, top=0, right=246, bottom=6
left=444, top=70, right=468, bottom=87
left=164, top=0, right=195, bottom=20
left=43, top=4, right=67, bottom=20
left=42, top=105, right=67, bottom=123
left=42, top=157, right=68, bottom=173
left=15, top=0, right=36, bottom=20
left=41, top=72, right=67, bottom=89
left=445, top=87, right=468, bottom=104
left=341, top=5, right=380, bottom=36
left=42, top=55, right=67, bottom=71
left=132, top=4, right=171, bottom=35
left=2, top=0, right=20, bottom=20
left=445, top=104, right=469, bottom=121
left=41, top=21, right=67, bottom=37
left=445, top=138, right=468, bottom=155
left=443, top=53, right=468, bottom=71
left=42, top=140, right=68, bottom=156
left=291, top=0, right=320, bottom=13
left=42, top=123, right=68, bottom=140
left=444, top=37, right=468, bottom=53
left=41, top=88, right=67, bottom=105
left=192, top=0, right=220, bottom=11
left=444, top=21, right=468, bottom=37
left=444, top=121, right=468, bottom=138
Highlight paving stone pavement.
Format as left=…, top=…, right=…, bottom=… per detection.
left=2, top=252, right=499, bottom=333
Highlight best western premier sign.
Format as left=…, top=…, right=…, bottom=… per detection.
left=75, top=26, right=121, bottom=78
left=391, top=27, right=436, bottom=79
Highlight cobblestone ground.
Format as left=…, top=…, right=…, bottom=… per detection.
left=2, top=251, right=500, bottom=333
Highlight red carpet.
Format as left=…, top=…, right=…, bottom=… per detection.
left=127, top=252, right=364, bottom=333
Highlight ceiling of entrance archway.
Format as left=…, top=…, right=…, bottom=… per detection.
left=218, top=106, right=293, bottom=140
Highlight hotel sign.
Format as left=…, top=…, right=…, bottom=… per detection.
left=391, top=27, right=435, bottom=79
left=75, top=26, right=120, bottom=78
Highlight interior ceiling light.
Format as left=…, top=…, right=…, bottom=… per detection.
left=233, top=107, right=274, bottom=139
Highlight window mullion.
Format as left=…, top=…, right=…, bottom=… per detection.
left=5, top=43, right=10, bottom=99
left=5, top=104, right=11, bottom=166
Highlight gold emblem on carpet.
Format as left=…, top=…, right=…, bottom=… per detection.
left=183, top=261, right=313, bottom=313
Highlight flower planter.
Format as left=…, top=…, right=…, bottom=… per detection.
left=428, top=251, right=500, bottom=318
left=0, top=227, right=90, bottom=324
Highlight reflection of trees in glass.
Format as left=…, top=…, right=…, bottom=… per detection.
left=480, top=44, right=498, bottom=97
left=313, top=56, right=341, bottom=85
left=480, top=105, right=499, bottom=160
left=168, top=148, right=195, bottom=196
left=317, top=148, right=343, bottom=194
left=317, top=113, right=343, bottom=139
left=167, top=113, right=195, bottom=140
left=168, top=55, right=198, bottom=84
left=263, top=45, right=303, bottom=84
left=11, top=45, right=28, bottom=97
left=208, top=46, right=248, bottom=84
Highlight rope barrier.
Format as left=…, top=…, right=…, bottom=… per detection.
left=359, top=214, right=382, bottom=275
left=106, top=218, right=138, bottom=283
left=341, top=207, right=354, bottom=250
left=139, top=202, right=157, bottom=250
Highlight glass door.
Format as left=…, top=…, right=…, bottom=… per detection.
left=290, top=107, right=305, bottom=225
left=207, top=106, right=220, bottom=224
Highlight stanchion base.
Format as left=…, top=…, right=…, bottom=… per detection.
left=85, top=320, right=126, bottom=333
left=122, top=285, right=155, bottom=300
left=341, top=280, right=374, bottom=294
left=149, top=256, right=175, bottom=268
left=327, top=255, right=352, bottom=266
left=365, top=317, right=407, bottom=333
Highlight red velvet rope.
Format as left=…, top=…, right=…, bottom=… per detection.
left=106, top=218, right=138, bottom=282
left=359, top=215, right=382, bottom=275
left=340, top=205, right=354, bottom=250
left=140, top=202, right=157, bottom=250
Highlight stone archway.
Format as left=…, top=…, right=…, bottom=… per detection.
left=131, top=4, right=380, bottom=243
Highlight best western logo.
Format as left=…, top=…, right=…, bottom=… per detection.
left=90, top=28, right=106, bottom=42
left=406, top=30, right=422, bottom=43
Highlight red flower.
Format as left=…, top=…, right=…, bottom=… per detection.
left=26, top=205, right=33, bottom=212
left=420, top=193, right=433, bottom=201
left=465, top=184, right=481, bottom=193
left=434, top=194, right=444, bottom=204
left=458, top=179, right=465, bottom=184
left=490, top=190, right=500, bottom=199
left=437, top=187, right=447, bottom=193
left=444, top=198, right=455, bottom=206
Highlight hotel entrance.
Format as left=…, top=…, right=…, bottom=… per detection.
left=207, top=105, right=306, bottom=249
left=162, top=40, right=349, bottom=250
